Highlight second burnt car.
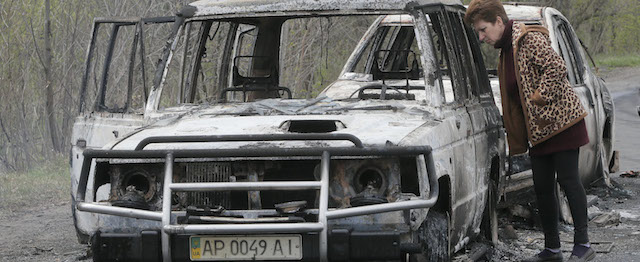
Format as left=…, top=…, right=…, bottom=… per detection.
left=70, top=0, right=504, bottom=261
left=368, top=4, right=617, bottom=194
left=482, top=4, right=617, bottom=196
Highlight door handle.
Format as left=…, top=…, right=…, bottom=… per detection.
left=456, top=119, right=461, bottom=129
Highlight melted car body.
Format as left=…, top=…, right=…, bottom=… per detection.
left=70, top=1, right=504, bottom=261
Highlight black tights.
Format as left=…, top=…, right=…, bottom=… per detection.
left=531, top=148, right=589, bottom=249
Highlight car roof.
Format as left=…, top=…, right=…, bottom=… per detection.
left=503, top=4, right=544, bottom=24
left=378, top=4, right=546, bottom=26
left=188, top=0, right=464, bottom=17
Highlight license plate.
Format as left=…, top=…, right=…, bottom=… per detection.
left=190, top=235, right=302, bottom=261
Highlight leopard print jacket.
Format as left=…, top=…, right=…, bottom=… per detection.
left=498, top=23, right=588, bottom=155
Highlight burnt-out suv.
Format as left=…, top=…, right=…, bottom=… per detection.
left=70, top=0, right=504, bottom=261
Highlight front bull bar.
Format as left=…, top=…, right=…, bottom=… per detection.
left=75, top=134, right=439, bottom=262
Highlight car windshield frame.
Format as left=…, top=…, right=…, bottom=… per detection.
left=144, top=7, right=458, bottom=111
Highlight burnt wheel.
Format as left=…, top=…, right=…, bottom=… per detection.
left=410, top=210, right=450, bottom=262
left=595, top=142, right=612, bottom=187
left=481, top=178, right=498, bottom=244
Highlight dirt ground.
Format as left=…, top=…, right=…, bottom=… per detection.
left=468, top=66, right=640, bottom=262
left=0, top=201, right=90, bottom=262
left=471, top=174, right=640, bottom=262
left=0, top=67, right=639, bottom=262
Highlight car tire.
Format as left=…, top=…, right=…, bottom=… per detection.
left=481, top=179, right=498, bottom=244
left=595, top=142, right=612, bottom=188
left=410, top=210, right=450, bottom=262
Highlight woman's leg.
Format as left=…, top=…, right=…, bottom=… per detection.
left=553, top=149, right=589, bottom=245
left=531, top=154, right=561, bottom=249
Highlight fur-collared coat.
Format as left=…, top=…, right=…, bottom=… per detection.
left=498, top=23, right=588, bottom=155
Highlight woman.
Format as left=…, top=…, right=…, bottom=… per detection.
left=464, top=1, right=595, bottom=261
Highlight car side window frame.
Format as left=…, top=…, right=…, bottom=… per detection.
left=422, top=6, right=468, bottom=107
left=461, top=16, right=493, bottom=101
left=79, top=17, right=177, bottom=114
left=448, top=10, right=484, bottom=103
left=553, top=16, right=584, bottom=86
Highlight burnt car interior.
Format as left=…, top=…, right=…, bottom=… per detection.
left=178, top=15, right=430, bottom=103
left=177, top=16, right=380, bottom=104
left=340, top=10, right=492, bottom=105
left=347, top=23, right=426, bottom=101
left=195, top=16, right=426, bottom=103
left=223, top=55, right=293, bottom=101
left=83, top=11, right=488, bottom=108
left=350, top=49, right=422, bottom=100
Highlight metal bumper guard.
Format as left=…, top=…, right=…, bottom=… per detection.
left=75, top=134, right=439, bottom=262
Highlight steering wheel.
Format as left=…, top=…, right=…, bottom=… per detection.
left=348, top=83, right=409, bottom=100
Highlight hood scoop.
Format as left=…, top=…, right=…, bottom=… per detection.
left=280, top=120, right=346, bottom=133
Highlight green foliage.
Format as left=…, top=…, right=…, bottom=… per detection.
left=462, top=0, right=640, bottom=55
left=0, top=155, right=69, bottom=212
left=608, top=1, right=640, bottom=54
left=595, top=54, right=640, bottom=68
left=0, top=0, right=192, bottom=171
left=543, top=0, right=640, bottom=55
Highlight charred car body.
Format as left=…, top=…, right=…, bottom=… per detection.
left=70, top=0, right=504, bottom=261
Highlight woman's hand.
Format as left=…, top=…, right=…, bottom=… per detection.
left=530, top=88, right=548, bottom=106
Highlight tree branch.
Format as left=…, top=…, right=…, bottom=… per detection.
left=0, top=115, right=11, bottom=143
left=28, top=18, right=47, bottom=70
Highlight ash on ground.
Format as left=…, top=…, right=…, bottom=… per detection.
left=454, top=174, right=640, bottom=262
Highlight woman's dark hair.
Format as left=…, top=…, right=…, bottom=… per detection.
left=464, top=0, right=508, bottom=26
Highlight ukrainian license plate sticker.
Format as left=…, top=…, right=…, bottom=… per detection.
left=190, top=235, right=302, bottom=261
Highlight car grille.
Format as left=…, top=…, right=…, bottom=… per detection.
left=183, top=162, right=232, bottom=208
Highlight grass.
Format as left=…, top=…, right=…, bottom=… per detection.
left=0, top=155, right=69, bottom=212
left=595, top=53, right=640, bottom=68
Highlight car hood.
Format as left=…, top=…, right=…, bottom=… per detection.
left=109, top=97, right=438, bottom=150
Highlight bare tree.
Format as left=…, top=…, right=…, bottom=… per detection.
left=0, top=0, right=638, bottom=172
left=44, top=0, right=61, bottom=152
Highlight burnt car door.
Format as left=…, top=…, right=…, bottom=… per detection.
left=549, top=14, right=607, bottom=183
left=421, top=7, right=480, bottom=251
left=71, top=17, right=175, bottom=241
left=445, top=10, right=503, bottom=244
